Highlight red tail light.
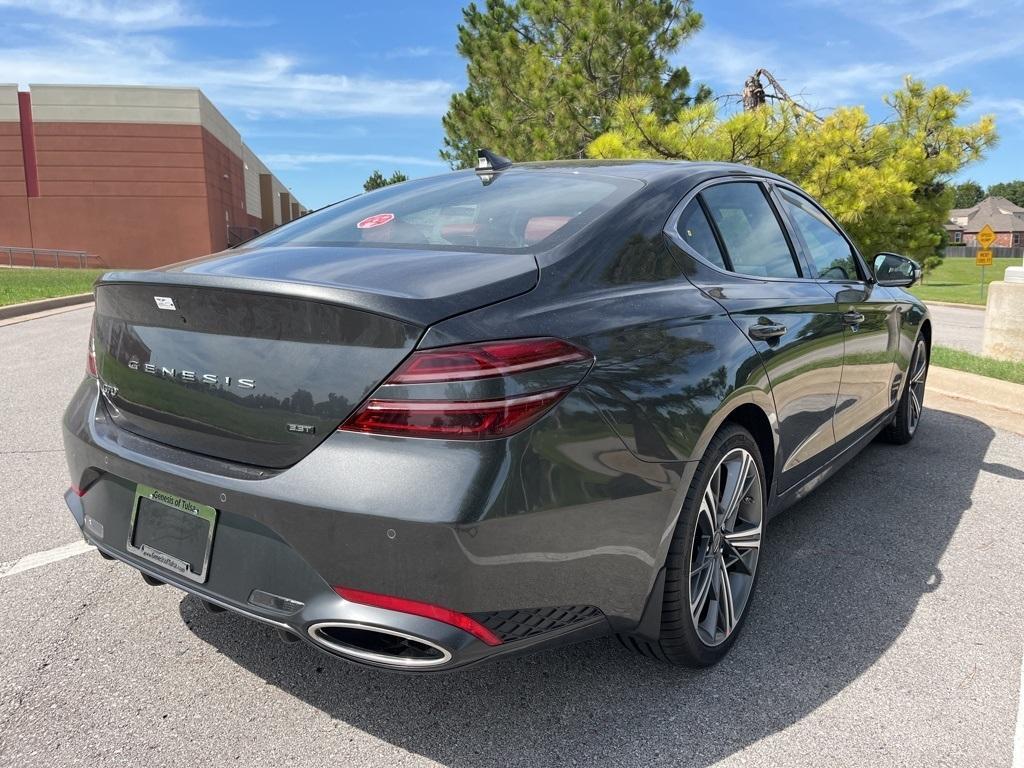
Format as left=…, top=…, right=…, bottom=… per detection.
left=86, top=329, right=97, bottom=377
left=388, top=338, right=590, bottom=383
left=334, top=587, right=502, bottom=646
left=339, top=337, right=592, bottom=440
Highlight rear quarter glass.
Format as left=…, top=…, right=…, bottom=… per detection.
left=247, top=171, right=644, bottom=253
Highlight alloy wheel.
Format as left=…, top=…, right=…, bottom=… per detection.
left=689, top=447, right=763, bottom=647
left=907, top=339, right=928, bottom=434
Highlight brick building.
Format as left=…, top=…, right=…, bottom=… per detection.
left=945, top=196, right=1024, bottom=248
left=0, top=84, right=304, bottom=269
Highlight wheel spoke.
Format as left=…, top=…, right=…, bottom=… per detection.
left=719, top=451, right=753, bottom=529
left=717, top=553, right=736, bottom=637
left=912, top=357, right=926, bottom=384
left=724, top=524, right=761, bottom=551
left=702, top=477, right=718, bottom=528
left=690, top=558, right=714, bottom=617
left=699, top=491, right=716, bottom=535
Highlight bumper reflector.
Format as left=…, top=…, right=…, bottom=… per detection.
left=334, top=587, right=503, bottom=646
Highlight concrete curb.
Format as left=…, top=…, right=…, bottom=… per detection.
left=924, top=300, right=985, bottom=311
left=0, top=293, right=94, bottom=320
left=929, top=365, right=1024, bottom=417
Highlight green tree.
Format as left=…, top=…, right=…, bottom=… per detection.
left=440, top=0, right=708, bottom=168
left=986, top=180, right=1024, bottom=207
left=363, top=170, right=409, bottom=192
left=952, top=180, right=985, bottom=208
left=589, top=77, right=996, bottom=271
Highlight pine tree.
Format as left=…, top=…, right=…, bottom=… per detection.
left=952, top=180, right=985, bottom=208
left=441, top=0, right=708, bottom=168
left=589, top=78, right=996, bottom=268
left=363, top=170, right=410, bottom=192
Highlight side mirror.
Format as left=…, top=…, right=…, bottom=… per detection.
left=873, top=252, right=921, bottom=288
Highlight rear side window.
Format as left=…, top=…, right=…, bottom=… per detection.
left=247, top=172, right=642, bottom=252
left=675, top=200, right=727, bottom=270
left=701, top=183, right=800, bottom=279
left=777, top=188, right=859, bottom=280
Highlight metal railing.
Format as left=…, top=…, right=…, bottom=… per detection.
left=227, top=225, right=261, bottom=248
left=2, top=246, right=104, bottom=269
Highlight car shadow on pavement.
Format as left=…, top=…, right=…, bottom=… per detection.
left=182, top=407, right=993, bottom=767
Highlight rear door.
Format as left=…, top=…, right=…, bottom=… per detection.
left=671, top=180, right=844, bottom=492
left=772, top=185, right=900, bottom=445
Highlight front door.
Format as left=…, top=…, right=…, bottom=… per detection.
left=772, top=186, right=899, bottom=444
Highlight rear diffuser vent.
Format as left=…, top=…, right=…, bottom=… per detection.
left=469, top=605, right=602, bottom=643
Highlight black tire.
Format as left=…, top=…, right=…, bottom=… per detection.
left=882, top=335, right=928, bottom=445
left=622, top=424, right=766, bottom=666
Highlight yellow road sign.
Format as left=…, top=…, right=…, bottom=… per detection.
left=976, top=249, right=993, bottom=266
left=977, top=224, right=996, bottom=248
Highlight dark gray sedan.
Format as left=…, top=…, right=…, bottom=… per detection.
left=62, top=156, right=930, bottom=671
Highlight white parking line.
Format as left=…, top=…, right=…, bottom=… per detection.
left=0, top=540, right=94, bottom=578
left=1014, top=647, right=1024, bottom=768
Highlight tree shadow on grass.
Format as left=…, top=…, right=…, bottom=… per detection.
left=182, top=408, right=992, bottom=767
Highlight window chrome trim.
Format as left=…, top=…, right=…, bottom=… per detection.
left=663, top=174, right=820, bottom=284
left=768, top=181, right=873, bottom=284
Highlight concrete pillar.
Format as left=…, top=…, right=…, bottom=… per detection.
left=982, top=269, right=1024, bottom=362
left=279, top=191, right=291, bottom=224
left=259, top=174, right=274, bottom=231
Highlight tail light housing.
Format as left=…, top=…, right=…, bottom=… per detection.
left=340, top=337, right=593, bottom=440
left=86, top=326, right=97, bottom=377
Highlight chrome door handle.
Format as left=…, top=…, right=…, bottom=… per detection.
left=842, top=311, right=866, bottom=326
left=749, top=323, right=787, bottom=340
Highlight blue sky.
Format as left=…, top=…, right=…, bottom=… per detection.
left=0, top=0, right=1020, bottom=209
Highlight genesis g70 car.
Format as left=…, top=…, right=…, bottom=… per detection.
left=63, top=154, right=929, bottom=670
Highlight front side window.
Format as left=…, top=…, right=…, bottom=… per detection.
left=675, top=200, right=727, bottom=270
left=777, top=188, right=859, bottom=280
left=246, top=171, right=642, bottom=253
left=700, top=182, right=800, bottom=278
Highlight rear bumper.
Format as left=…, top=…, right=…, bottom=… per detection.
left=63, top=379, right=693, bottom=671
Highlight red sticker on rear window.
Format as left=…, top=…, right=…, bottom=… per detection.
left=357, top=213, right=395, bottom=229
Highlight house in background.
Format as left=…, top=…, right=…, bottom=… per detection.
left=945, top=196, right=1024, bottom=247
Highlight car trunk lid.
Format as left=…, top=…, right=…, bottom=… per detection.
left=93, top=245, right=538, bottom=467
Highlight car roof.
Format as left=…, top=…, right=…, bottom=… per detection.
left=503, top=158, right=787, bottom=184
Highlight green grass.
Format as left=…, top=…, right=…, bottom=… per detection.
left=932, top=346, right=1024, bottom=385
left=910, top=257, right=1018, bottom=306
left=0, top=267, right=106, bottom=307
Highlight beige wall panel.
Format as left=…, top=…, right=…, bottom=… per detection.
left=28, top=84, right=201, bottom=124
left=197, top=91, right=242, bottom=157
left=0, top=84, right=19, bottom=122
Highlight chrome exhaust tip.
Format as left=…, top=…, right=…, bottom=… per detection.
left=307, top=621, right=453, bottom=668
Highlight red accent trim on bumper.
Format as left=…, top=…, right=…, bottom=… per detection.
left=334, top=587, right=502, bottom=646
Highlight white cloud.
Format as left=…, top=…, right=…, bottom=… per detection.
left=680, top=29, right=899, bottom=107
left=683, top=2, right=1024, bottom=112
left=965, top=97, right=1024, bottom=124
left=263, top=153, right=446, bottom=170
left=0, top=0, right=245, bottom=29
left=384, top=46, right=438, bottom=60
left=0, top=30, right=456, bottom=118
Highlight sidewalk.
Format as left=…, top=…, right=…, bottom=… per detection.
left=0, top=292, right=93, bottom=321
left=928, top=366, right=1024, bottom=436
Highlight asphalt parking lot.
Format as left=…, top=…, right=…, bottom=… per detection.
left=1, top=306, right=1022, bottom=768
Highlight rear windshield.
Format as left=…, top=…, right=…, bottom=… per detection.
left=248, top=171, right=643, bottom=253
